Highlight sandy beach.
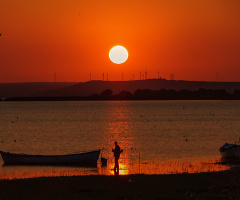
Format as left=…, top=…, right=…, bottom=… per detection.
left=0, top=168, right=240, bottom=200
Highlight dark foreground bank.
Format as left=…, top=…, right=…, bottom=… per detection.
left=1, top=169, right=240, bottom=200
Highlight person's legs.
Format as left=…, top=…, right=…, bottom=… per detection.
left=114, top=157, right=119, bottom=175
left=114, top=159, right=116, bottom=172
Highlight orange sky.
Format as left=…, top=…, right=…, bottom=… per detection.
left=1, top=0, right=240, bottom=82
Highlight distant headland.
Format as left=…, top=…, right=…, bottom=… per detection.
left=1, top=79, right=240, bottom=100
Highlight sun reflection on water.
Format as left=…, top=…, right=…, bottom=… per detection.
left=98, top=102, right=230, bottom=176
left=0, top=101, right=232, bottom=180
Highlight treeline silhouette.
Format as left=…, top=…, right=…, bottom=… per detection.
left=3, top=88, right=240, bottom=101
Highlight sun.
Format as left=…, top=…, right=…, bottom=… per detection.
left=109, top=45, right=128, bottom=64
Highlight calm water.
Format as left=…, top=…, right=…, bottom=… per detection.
left=0, top=100, right=240, bottom=179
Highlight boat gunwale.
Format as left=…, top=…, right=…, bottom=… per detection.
left=219, top=144, right=240, bottom=153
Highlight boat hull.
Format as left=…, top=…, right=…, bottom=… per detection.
left=0, top=150, right=100, bottom=166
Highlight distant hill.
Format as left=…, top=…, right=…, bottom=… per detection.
left=34, top=79, right=240, bottom=97
left=0, top=82, right=77, bottom=98
left=1, top=79, right=240, bottom=98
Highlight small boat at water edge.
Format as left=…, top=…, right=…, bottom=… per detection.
left=0, top=150, right=101, bottom=166
left=219, top=143, right=240, bottom=160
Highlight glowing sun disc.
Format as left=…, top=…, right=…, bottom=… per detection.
left=109, top=46, right=128, bottom=64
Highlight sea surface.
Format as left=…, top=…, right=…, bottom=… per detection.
left=0, top=100, right=240, bottom=179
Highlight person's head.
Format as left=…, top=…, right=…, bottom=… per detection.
left=115, top=141, right=118, bottom=146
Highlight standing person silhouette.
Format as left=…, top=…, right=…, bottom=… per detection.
left=112, top=141, right=123, bottom=175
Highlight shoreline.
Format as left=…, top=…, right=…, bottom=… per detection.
left=1, top=169, right=240, bottom=199
left=0, top=158, right=231, bottom=180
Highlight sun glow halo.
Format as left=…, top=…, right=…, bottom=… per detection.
left=109, top=45, right=128, bottom=64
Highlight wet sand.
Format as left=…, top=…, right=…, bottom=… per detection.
left=1, top=169, right=240, bottom=200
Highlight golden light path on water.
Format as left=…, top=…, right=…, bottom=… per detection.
left=99, top=101, right=230, bottom=176
left=0, top=102, right=230, bottom=180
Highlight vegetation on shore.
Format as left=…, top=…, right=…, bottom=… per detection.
left=3, top=88, right=240, bottom=101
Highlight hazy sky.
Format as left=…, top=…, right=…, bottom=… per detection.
left=1, top=0, right=240, bottom=82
